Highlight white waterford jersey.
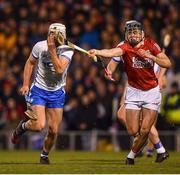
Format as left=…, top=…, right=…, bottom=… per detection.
left=31, top=40, right=74, bottom=91
left=154, top=63, right=160, bottom=74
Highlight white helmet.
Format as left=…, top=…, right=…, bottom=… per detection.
left=48, top=23, right=66, bottom=39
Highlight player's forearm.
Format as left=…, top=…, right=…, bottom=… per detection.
left=150, top=55, right=171, bottom=68
left=107, top=61, right=118, bottom=74
left=23, top=61, right=34, bottom=87
left=158, top=67, right=166, bottom=79
left=50, top=52, right=64, bottom=74
left=96, top=48, right=123, bottom=58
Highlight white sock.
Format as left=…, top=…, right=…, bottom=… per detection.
left=154, top=141, right=166, bottom=154
left=127, top=150, right=136, bottom=159
left=156, top=146, right=166, bottom=154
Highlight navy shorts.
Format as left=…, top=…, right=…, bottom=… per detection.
left=25, top=85, right=66, bottom=108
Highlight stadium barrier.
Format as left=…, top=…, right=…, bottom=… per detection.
left=0, top=129, right=180, bottom=151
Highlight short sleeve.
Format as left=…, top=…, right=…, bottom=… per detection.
left=61, top=50, right=74, bottom=61
left=31, top=42, right=40, bottom=59
left=112, top=57, right=122, bottom=62
left=148, top=39, right=162, bottom=56
left=117, top=41, right=128, bottom=53
left=154, top=63, right=160, bottom=74
left=57, top=46, right=74, bottom=61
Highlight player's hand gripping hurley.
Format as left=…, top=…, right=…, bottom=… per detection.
left=162, top=33, right=171, bottom=52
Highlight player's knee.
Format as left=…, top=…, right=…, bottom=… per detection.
left=47, top=131, right=57, bottom=141
left=48, top=127, right=58, bottom=137
left=140, top=127, right=150, bottom=137
left=46, top=130, right=58, bottom=141
left=126, top=126, right=138, bottom=136
left=128, top=130, right=138, bottom=136
left=117, top=109, right=126, bottom=124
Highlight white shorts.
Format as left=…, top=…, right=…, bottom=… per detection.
left=125, top=85, right=161, bottom=111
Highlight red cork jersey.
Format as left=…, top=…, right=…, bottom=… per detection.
left=118, top=38, right=162, bottom=90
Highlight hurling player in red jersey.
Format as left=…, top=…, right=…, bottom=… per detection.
left=88, top=20, right=171, bottom=165
left=116, top=64, right=168, bottom=162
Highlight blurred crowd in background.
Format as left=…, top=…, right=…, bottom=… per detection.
left=0, top=0, right=180, bottom=133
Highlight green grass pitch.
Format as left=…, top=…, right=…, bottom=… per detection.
left=0, top=150, right=180, bottom=174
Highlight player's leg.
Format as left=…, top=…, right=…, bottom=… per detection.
left=117, top=104, right=126, bottom=126
left=146, top=117, right=157, bottom=157
left=137, top=108, right=157, bottom=151
left=25, top=105, right=46, bottom=130
left=117, top=81, right=127, bottom=126
left=124, top=85, right=144, bottom=164
left=11, top=86, right=47, bottom=144
left=118, top=105, right=144, bottom=158
left=40, top=87, right=65, bottom=164
left=145, top=86, right=169, bottom=162
left=134, top=110, right=144, bottom=157
left=125, top=108, right=141, bottom=164
left=146, top=138, right=154, bottom=157
left=40, top=108, right=63, bottom=164
left=148, top=123, right=169, bottom=162
left=126, top=108, right=157, bottom=165
left=11, top=105, right=46, bottom=144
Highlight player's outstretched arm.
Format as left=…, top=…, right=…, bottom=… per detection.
left=20, top=55, right=37, bottom=95
left=88, top=47, right=124, bottom=58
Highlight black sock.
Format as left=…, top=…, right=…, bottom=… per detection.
left=16, top=121, right=27, bottom=135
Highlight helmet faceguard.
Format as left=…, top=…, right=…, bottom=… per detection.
left=48, top=23, right=66, bottom=46
left=125, top=20, right=144, bottom=47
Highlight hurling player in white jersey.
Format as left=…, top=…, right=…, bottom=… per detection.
left=112, top=56, right=168, bottom=161
left=11, top=23, right=74, bottom=164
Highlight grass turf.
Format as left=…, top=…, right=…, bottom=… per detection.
left=0, top=150, right=180, bottom=174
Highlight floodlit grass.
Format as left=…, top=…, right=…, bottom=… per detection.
left=0, top=150, right=180, bottom=174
